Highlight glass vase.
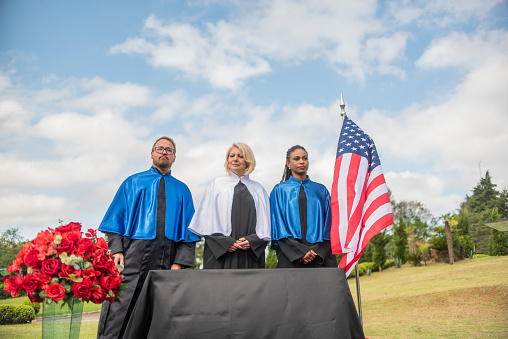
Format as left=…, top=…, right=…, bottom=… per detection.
left=42, top=296, right=84, bottom=339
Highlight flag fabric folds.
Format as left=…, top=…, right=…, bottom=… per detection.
left=330, top=116, right=394, bottom=276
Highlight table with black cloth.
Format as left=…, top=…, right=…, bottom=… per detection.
left=123, top=268, right=365, bottom=339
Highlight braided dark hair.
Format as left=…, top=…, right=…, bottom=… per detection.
left=281, top=145, right=307, bottom=182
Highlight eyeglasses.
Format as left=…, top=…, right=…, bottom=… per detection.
left=154, top=147, right=175, bottom=155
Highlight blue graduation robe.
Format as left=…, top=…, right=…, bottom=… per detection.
left=270, top=176, right=331, bottom=243
left=270, top=176, right=336, bottom=268
left=98, top=166, right=199, bottom=242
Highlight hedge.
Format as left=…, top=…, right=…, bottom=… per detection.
left=22, top=299, right=41, bottom=315
left=0, top=304, right=36, bottom=324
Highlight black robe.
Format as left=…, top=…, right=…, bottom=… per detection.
left=203, top=182, right=267, bottom=269
left=97, top=178, right=196, bottom=339
left=276, top=185, right=337, bottom=268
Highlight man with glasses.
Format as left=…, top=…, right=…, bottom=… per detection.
left=97, top=136, right=199, bottom=339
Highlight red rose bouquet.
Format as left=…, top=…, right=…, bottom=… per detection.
left=1, top=222, right=125, bottom=305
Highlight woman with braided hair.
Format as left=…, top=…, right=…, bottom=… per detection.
left=269, top=145, right=337, bottom=268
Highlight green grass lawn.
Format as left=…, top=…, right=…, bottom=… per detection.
left=347, top=255, right=508, bottom=338
left=1, top=256, right=507, bottom=338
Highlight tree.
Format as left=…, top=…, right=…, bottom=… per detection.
left=442, top=214, right=458, bottom=265
left=265, top=249, right=277, bottom=268
left=392, top=217, right=408, bottom=263
left=0, top=228, right=26, bottom=269
left=0, top=228, right=26, bottom=299
left=392, top=200, right=434, bottom=226
left=372, top=231, right=388, bottom=271
left=359, top=243, right=374, bottom=263
left=460, top=171, right=506, bottom=253
left=192, top=240, right=205, bottom=269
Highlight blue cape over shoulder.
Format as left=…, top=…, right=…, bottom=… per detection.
left=98, top=166, right=200, bottom=242
left=270, top=176, right=331, bottom=243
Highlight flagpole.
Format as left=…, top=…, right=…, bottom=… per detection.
left=340, top=93, right=363, bottom=326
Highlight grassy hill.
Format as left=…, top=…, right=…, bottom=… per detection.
left=348, top=255, right=508, bottom=338
left=1, top=256, right=506, bottom=338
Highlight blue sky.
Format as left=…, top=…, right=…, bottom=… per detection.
left=1, top=0, right=507, bottom=240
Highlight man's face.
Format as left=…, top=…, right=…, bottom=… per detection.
left=151, top=139, right=176, bottom=170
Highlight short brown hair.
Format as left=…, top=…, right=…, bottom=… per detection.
left=152, top=136, right=176, bottom=154
left=224, top=143, right=256, bottom=175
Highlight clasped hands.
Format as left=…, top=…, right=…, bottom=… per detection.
left=228, top=237, right=250, bottom=252
left=300, top=250, right=317, bottom=264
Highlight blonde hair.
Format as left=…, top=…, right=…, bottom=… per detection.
left=152, top=136, right=176, bottom=154
left=224, top=143, right=256, bottom=175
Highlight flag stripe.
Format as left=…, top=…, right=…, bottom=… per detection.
left=331, top=117, right=394, bottom=277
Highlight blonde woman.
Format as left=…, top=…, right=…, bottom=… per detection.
left=189, top=143, right=271, bottom=268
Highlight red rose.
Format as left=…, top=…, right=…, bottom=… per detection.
left=7, top=257, right=23, bottom=273
left=45, top=283, right=66, bottom=301
left=27, top=291, right=44, bottom=303
left=41, top=258, right=61, bottom=277
left=93, top=254, right=112, bottom=272
left=81, top=268, right=101, bottom=280
left=3, top=275, right=24, bottom=297
left=100, top=275, right=122, bottom=291
left=85, top=228, right=97, bottom=238
left=107, top=264, right=119, bottom=276
left=75, top=238, right=94, bottom=259
left=90, top=286, right=107, bottom=304
left=22, top=274, right=43, bottom=293
left=59, top=264, right=82, bottom=280
left=94, top=238, right=108, bottom=252
left=71, top=278, right=92, bottom=300
left=56, top=239, right=75, bottom=255
left=63, top=230, right=81, bottom=243
left=55, top=222, right=82, bottom=233
left=24, top=249, right=42, bottom=269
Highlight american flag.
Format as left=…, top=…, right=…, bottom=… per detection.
left=330, top=116, right=394, bottom=276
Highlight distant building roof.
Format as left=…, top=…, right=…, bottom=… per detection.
left=483, top=219, right=508, bottom=232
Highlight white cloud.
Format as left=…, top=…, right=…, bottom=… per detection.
left=0, top=194, right=75, bottom=234
left=0, top=100, right=28, bottom=137
left=353, top=29, right=508, bottom=215
left=416, top=30, right=508, bottom=70
left=387, top=0, right=502, bottom=26
left=0, top=72, right=12, bottom=92
left=385, top=171, right=463, bottom=216
left=110, top=1, right=411, bottom=87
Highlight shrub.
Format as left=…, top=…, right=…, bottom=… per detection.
left=0, top=304, right=36, bottom=324
left=476, top=254, right=490, bottom=258
left=408, top=252, right=421, bottom=266
left=23, top=299, right=41, bottom=315
left=13, top=305, right=35, bottom=323
left=394, top=257, right=403, bottom=268
left=0, top=305, right=16, bottom=325
left=383, top=259, right=395, bottom=269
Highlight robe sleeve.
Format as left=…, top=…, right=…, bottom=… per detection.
left=204, top=235, right=236, bottom=260
left=277, top=237, right=311, bottom=262
left=245, top=234, right=268, bottom=260
left=105, top=231, right=124, bottom=255
left=174, top=241, right=197, bottom=268
left=278, top=237, right=326, bottom=265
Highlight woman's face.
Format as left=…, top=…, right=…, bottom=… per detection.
left=287, top=148, right=308, bottom=178
left=228, top=147, right=248, bottom=176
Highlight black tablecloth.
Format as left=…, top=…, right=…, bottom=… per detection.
left=124, top=268, right=364, bottom=339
